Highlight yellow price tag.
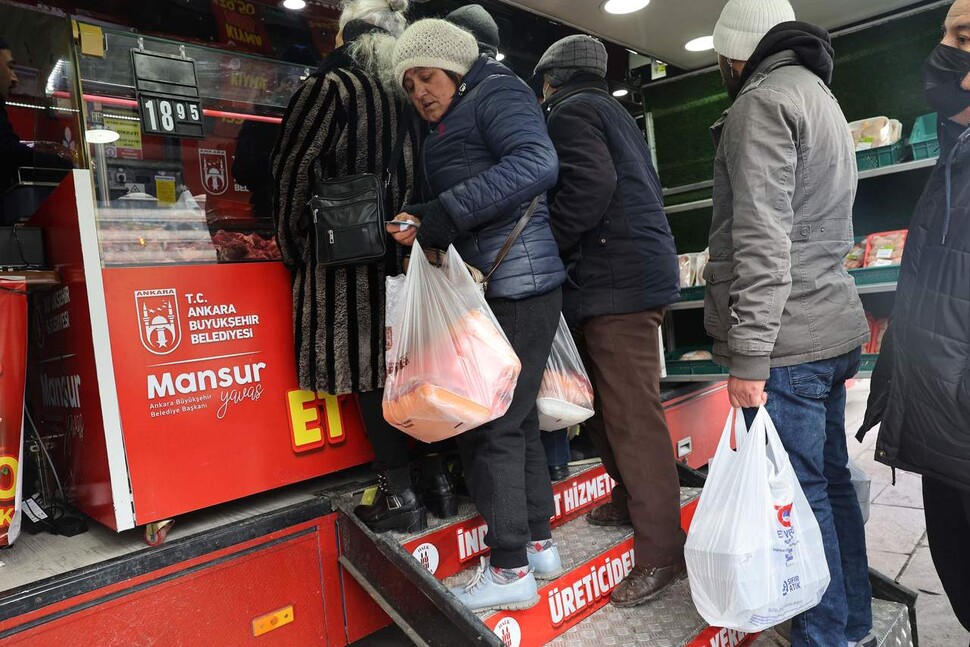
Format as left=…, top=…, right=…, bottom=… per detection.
left=360, top=486, right=378, bottom=507
left=155, top=176, right=177, bottom=204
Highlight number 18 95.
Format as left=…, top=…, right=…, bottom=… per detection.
left=143, top=98, right=201, bottom=134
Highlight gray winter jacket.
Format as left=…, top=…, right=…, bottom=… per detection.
left=705, top=49, right=869, bottom=380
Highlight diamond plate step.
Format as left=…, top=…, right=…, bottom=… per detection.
left=439, top=489, right=703, bottom=647
left=748, top=599, right=914, bottom=647
left=335, top=463, right=620, bottom=582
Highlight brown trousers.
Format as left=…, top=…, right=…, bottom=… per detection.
left=578, top=308, right=686, bottom=568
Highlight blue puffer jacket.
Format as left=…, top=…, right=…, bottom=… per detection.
left=418, top=57, right=566, bottom=300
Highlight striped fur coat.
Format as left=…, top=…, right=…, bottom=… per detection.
left=272, top=47, right=419, bottom=395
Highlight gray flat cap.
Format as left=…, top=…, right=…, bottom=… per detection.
left=534, top=34, right=608, bottom=85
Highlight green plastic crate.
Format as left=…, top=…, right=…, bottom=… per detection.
left=679, top=285, right=706, bottom=303
left=850, top=265, right=901, bottom=286
left=859, top=354, right=880, bottom=375
left=856, top=140, right=906, bottom=171
left=909, top=113, right=940, bottom=161
left=665, top=347, right=729, bottom=377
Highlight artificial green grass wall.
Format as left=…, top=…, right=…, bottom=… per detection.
left=648, top=4, right=948, bottom=253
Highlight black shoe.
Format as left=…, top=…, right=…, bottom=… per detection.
left=355, top=471, right=428, bottom=534
left=420, top=455, right=458, bottom=519
left=549, top=464, right=571, bottom=482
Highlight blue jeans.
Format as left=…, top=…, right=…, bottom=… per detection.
left=744, top=348, right=871, bottom=646
left=541, top=428, right=570, bottom=467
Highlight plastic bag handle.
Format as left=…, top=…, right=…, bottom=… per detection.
left=759, top=407, right=791, bottom=478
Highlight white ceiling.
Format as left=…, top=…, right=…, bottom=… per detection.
left=498, top=0, right=934, bottom=70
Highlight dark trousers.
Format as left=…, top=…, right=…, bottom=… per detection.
left=456, top=287, right=561, bottom=569
left=578, top=309, right=686, bottom=568
left=924, top=476, right=970, bottom=632
left=357, top=388, right=410, bottom=472
left=541, top=428, right=570, bottom=467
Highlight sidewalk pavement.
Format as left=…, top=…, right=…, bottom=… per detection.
left=846, top=381, right=969, bottom=646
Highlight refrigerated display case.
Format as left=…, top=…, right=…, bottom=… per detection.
left=29, top=24, right=373, bottom=534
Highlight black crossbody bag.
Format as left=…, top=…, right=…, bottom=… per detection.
left=307, top=115, right=408, bottom=267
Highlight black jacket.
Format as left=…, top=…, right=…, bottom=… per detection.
left=0, top=101, right=40, bottom=192
left=859, top=125, right=970, bottom=492
left=543, top=76, right=679, bottom=323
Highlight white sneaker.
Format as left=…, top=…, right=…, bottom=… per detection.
left=449, top=558, right=540, bottom=613
left=527, top=541, right=565, bottom=580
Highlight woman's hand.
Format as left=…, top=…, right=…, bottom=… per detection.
left=386, top=213, right=421, bottom=246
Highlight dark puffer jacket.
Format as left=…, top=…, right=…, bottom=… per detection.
left=543, top=76, right=679, bottom=322
left=415, top=57, right=566, bottom=300
left=859, top=126, right=970, bottom=492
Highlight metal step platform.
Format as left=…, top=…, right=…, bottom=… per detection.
left=335, top=463, right=916, bottom=647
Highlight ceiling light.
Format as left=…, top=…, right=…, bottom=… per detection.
left=282, top=0, right=306, bottom=9
left=602, top=0, right=650, bottom=15
left=612, top=88, right=629, bottom=98
left=496, top=52, right=506, bottom=62
left=85, top=128, right=120, bottom=144
left=685, top=36, right=715, bottom=52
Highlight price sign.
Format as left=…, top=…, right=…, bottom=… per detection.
left=131, top=49, right=205, bottom=139
left=139, top=94, right=204, bottom=138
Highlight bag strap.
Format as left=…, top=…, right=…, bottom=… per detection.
left=484, top=195, right=541, bottom=284
left=383, top=108, right=410, bottom=189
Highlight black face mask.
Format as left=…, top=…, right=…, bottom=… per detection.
left=923, top=44, right=970, bottom=119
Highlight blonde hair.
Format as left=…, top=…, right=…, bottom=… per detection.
left=339, top=0, right=409, bottom=37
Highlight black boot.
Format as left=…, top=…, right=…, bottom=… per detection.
left=420, top=454, right=458, bottom=519
left=355, top=468, right=428, bottom=534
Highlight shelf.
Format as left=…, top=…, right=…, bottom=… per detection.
left=670, top=266, right=900, bottom=311
left=857, top=156, right=937, bottom=180
left=0, top=269, right=61, bottom=289
left=665, top=198, right=713, bottom=214
left=663, top=157, right=939, bottom=215
left=662, top=179, right=713, bottom=197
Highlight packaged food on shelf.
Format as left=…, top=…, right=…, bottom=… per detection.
left=694, top=248, right=710, bottom=286
left=679, top=254, right=694, bottom=288
left=864, top=230, right=907, bottom=267
left=677, top=249, right=711, bottom=289
left=844, top=242, right=866, bottom=270
left=848, top=116, right=903, bottom=151
left=679, top=349, right=714, bottom=361
left=866, top=315, right=890, bottom=354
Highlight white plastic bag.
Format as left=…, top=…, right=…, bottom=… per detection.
left=383, top=242, right=521, bottom=443
left=848, top=458, right=871, bottom=524
left=385, top=273, right=407, bottom=363
left=685, top=408, right=830, bottom=633
left=537, top=315, right=594, bottom=431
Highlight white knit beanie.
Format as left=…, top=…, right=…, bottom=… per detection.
left=393, top=19, right=479, bottom=88
left=713, top=0, right=796, bottom=62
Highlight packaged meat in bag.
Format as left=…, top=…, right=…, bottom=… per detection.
left=864, top=230, right=907, bottom=267
left=383, top=243, right=520, bottom=442
left=537, top=315, right=594, bottom=431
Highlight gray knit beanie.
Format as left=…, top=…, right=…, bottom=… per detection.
left=393, top=19, right=479, bottom=88
left=446, top=5, right=499, bottom=59
left=534, top=35, right=608, bottom=87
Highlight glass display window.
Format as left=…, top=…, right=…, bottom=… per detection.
left=75, top=25, right=312, bottom=267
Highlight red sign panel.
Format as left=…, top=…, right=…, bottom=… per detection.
left=0, top=281, right=27, bottom=546
left=402, top=465, right=616, bottom=581
left=102, top=262, right=373, bottom=524
left=210, top=0, right=273, bottom=55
